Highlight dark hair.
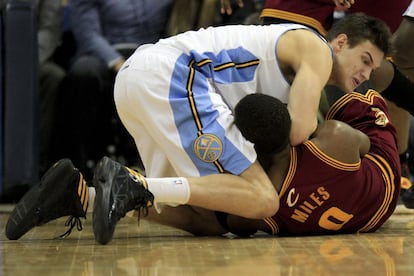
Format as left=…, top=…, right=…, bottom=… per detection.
left=326, top=13, right=392, bottom=56
left=234, top=94, right=291, bottom=155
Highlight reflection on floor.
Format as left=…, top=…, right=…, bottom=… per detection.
left=1, top=205, right=414, bottom=275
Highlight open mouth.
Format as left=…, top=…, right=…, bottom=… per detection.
left=352, top=77, right=360, bottom=88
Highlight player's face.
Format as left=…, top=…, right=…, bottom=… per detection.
left=331, top=39, right=384, bottom=93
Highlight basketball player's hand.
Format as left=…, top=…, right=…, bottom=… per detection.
left=333, top=0, right=355, bottom=9
left=220, top=0, right=244, bottom=15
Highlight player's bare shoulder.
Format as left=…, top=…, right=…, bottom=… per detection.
left=312, top=120, right=370, bottom=164
left=276, top=28, right=332, bottom=65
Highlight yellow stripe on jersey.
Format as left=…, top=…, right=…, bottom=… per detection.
left=213, top=60, right=260, bottom=71
left=187, top=60, right=203, bottom=131
left=263, top=217, right=279, bottom=235
left=196, top=58, right=212, bottom=67
left=359, top=153, right=395, bottom=232
left=214, top=62, right=236, bottom=71
left=260, top=9, right=327, bottom=36
left=304, top=141, right=361, bottom=171
left=193, top=57, right=260, bottom=72
left=234, top=60, right=260, bottom=69
left=279, top=147, right=298, bottom=197
left=326, top=89, right=382, bottom=120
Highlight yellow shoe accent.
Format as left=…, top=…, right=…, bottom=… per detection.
left=401, top=176, right=412, bottom=190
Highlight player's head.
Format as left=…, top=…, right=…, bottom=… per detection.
left=234, top=94, right=291, bottom=155
left=326, top=13, right=392, bottom=93
left=326, top=13, right=392, bottom=56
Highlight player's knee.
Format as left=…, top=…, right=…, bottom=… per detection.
left=392, top=37, right=414, bottom=69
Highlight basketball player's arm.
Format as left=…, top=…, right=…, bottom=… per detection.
left=277, top=29, right=333, bottom=146
left=188, top=161, right=280, bottom=219
left=311, top=120, right=371, bottom=163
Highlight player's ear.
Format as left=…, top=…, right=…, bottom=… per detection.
left=332, top=33, right=348, bottom=51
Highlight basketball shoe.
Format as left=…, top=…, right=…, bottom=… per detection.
left=400, top=164, right=414, bottom=209
left=399, top=159, right=414, bottom=209
left=401, top=185, right=414, bottom=209
left=5, top=159, right=89, bottom=240
left=92, top=156, right=154, bottom=245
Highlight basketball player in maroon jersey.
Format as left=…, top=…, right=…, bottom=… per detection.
left=221, top=0, right=414, bottom=208
left=138, top=91, right=400, bottom=237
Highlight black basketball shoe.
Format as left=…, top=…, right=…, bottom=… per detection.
left=401, top=183, right=414, bottom=209
left=5, top=159, right=89, bottom=240
left=400, top=158, right=414, bottom=209
left=92, top=156, right=154, bottom=245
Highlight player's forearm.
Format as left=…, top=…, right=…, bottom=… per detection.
left=289, top=116, right=318, bottom=146
left=187, top=161, right=279, bottom=219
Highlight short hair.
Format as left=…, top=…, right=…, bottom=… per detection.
left=326, top=13, right=392, bottom=56
left=234, top=94, right=291, bottom=155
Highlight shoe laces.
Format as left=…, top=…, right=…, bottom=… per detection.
left=56, top=216, right=84, bottom=239
left=133, top=200, right=153, bottom=225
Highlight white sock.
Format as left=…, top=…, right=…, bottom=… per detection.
left=146, top=177, right=191, bottom=205
left=87, top=187, right=95, bottom=213
left=86, top=178, right=190, bottom=214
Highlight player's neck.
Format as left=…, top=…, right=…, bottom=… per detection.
left=268, top=146, right=291, bottom=193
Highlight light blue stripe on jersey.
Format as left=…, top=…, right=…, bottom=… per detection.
left=189, top=47, right=259, bottom=84
left=169, top=48, right=259, bottom=176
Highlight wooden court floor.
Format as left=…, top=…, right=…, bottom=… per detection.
left=1, top=204, right=414, bottom=276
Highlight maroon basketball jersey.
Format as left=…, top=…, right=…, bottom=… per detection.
left=264, top=90, right=401, bottom=236
left=261, top=0, right=335, bottom=35
left=349, top=0, right=410, bottom=32
left=261, top=0, right=410, bottom=34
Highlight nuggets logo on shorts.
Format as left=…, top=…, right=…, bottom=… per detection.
left=193, top=133, right=223, bottom=162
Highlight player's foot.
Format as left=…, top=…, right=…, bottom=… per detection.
left=400, top=174, right=414, bottom=209
left=401, top=185, right=414, bottom=209
left=92, top=156, right=154, bottom=245
left=5, top=159, right=89, bottom=240
left=399, top=161, right=414, bottom=209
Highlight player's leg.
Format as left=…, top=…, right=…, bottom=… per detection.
left=372, top=67, right=414, bottom=207
left=92, top=156, right=155, bottom=244
left=143, top=205, right=270, bottom=237
left=144, top=206, right=229, bottom=236
left=144, top=206, right=271, bottom=237
left=368, top=4, right=414, bottom=208
left=391, top=11, right=414, bottom=208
